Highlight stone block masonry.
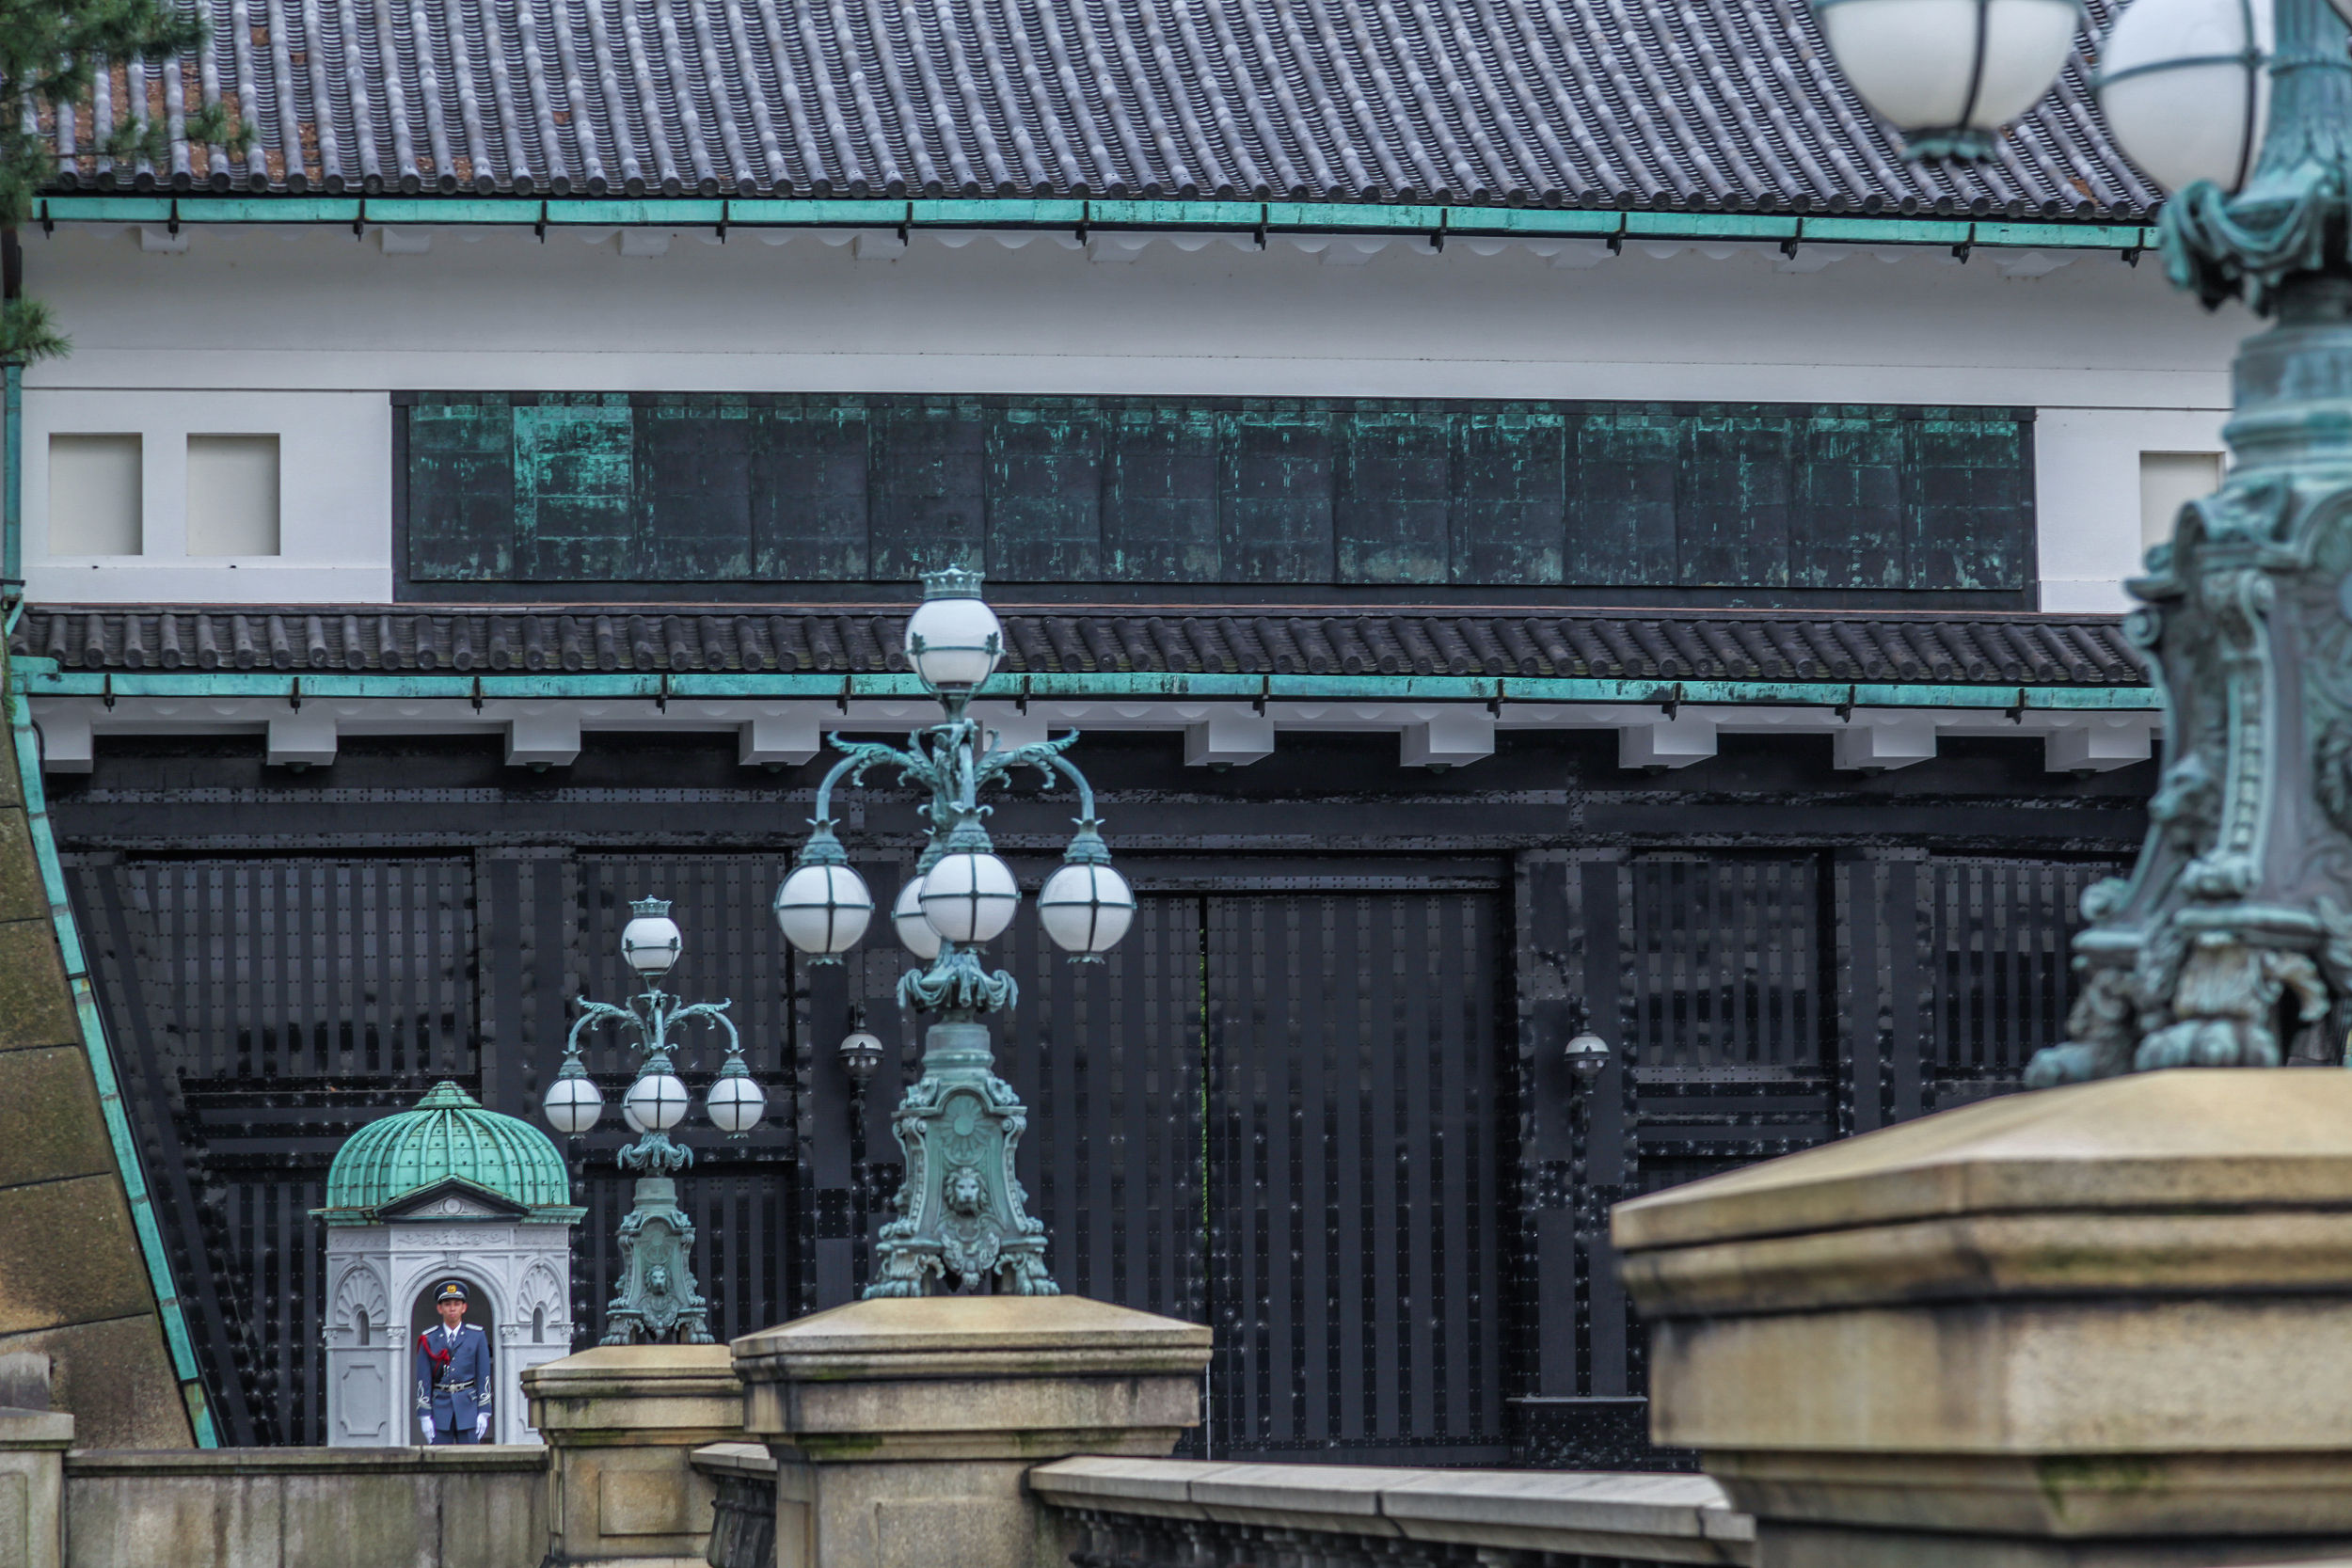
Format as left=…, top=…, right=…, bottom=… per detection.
left=0, top=646, right=187, bottom=1448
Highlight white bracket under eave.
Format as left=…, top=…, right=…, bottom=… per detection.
left=1832, top=713, right=1940, bottom=771
left=1184, top=708, right=1276, bottom=767
left=2042, top=715, right=2156, bottom=772
left=31, top=705, right=93, bottom=773
left=505, top=707, right=582, bottom=768
left=1618, top=715, right=1718, bottom=769
left=1399, top=708, right=1495, bottom=768
left=268, top=709, right=339, bottom=768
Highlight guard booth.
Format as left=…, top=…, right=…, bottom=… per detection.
left=315, top=1082, right=584, bottom=1445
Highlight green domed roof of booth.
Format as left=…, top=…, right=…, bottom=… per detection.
left=319, top=1081, right=577, bottom=1223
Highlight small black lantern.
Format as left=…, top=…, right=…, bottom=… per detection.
left=1565, top=1031, right=1611, bottom=1085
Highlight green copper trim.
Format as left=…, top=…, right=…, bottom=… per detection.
left=5, top=364, right=19, bottom=588
left=30, top=194, right=2161, bottom=254
left=10, top=661, right=2157, bottom=712
left=5, top=665, right=216, bottom=1446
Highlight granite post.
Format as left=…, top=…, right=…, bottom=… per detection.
left=730, top=1295, right=1213, bottom=1568
left=1614, top=1069, right=2352, bottom=1568
left=0, top=1403, right=69, bottom=1568
left=521, top=1344, right=741, bottom=1568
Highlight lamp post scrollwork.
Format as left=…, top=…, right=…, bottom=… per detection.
left=773, top=569, right=1136, bottom=1296
left=542, top=897, right=768, bottom=1342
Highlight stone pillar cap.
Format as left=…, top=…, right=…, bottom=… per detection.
left=732, top=1295, right=1211, bottom=1382
left=521, top=1343, right=739, bottom=1399
left=1615, top=1069, right=2352, bottom=1254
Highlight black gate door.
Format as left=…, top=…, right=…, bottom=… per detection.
left=1518, top=847, right=2125, bottom=1464
left=69, top=851, right=1519, bottom=1461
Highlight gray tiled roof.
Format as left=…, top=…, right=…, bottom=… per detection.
left=60, top=0, right=2155, bottom=217
left=17, top=606, right=2147, bottom=686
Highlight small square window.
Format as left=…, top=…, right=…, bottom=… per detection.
left=48, top=433, right=142, bottom=556
left=187, top=435, right=281, bottom=557
left=2139, top=451, right=2224, bottom=551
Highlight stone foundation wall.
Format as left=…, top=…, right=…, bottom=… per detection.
left=0, top=654, right=188, bottom=1448
left=63, top=1447, right=547, bottom=1568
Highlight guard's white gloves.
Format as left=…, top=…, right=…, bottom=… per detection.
left=474, top=1414, right=490, bottom=1441
left=420, top=1426, right=437, bottom=1446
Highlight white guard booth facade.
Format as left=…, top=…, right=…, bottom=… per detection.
left=315, top=1081, right=584, bottom=1445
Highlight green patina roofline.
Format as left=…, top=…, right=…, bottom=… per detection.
left=13, top=660, right=2160, bottom=712
left=31, top=195, right=2159, bottom=254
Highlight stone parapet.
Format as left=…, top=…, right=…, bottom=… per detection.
left=1614, top=1069, right=2352, bottom=1568
left=61, top=1443, right=544, bottom=1568
left=1030, top=1457, right=1756, bottom=1566
left=522, top=1344, right=742, bottom=1568
left=730, top=1294, right=1212, bottom=1568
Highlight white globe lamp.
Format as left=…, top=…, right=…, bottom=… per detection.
left=919, top=851, right=1021, bottom=944
left=622, top=1071, right=691, bottom=1134
left=1038, top=862, right=1136, bottom=959
left=892, top=878, right=943, bottom=959
left=619, top=898, right=682, bottom=976
left=773, top=861, right=874, bottom=960
left=543, top=1061, right=604, bottom=1135
left=903, top=569, right=1004, bottom=691
left=705, top=1064, right=767, bottom=1135
left=2097, top=0, right=2268, bottom=194
left=1813, top=0, right=2085, bottom=158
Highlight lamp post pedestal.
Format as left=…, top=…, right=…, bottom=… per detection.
left=1615, top=1070, right=2352, bottom=1568
left=867, top=1021, right=1055, bottom=1299
left=731, top=1295, right=1211, bottom=1568
left=603, top=1177, right=715, bottom=1347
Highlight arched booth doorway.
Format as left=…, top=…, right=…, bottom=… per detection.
left=318, top=1082, right=586, bottom=1445
left=408, top=1277, right=498, bottom=1443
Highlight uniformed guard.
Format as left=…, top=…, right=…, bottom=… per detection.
left=413, top=1279, right=494, bottom=1444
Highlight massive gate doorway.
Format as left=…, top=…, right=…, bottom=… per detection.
left=64, top=835, right=2117, bottom=1459
left=65, top=851, right=1518, bottom=1460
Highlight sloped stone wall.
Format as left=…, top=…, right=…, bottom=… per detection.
left=0, top=653, right=187, bottom=1448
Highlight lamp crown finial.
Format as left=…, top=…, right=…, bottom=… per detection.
left=630, top=896, right=673, bottom=918
left=919, top=566, right=987, bottom=600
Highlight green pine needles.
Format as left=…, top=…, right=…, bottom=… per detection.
left=0, top=0, right=245, bottom=362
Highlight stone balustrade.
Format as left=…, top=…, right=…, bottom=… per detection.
left=1028, top=1457, right=1756, bottom=1568
left=687, top=1441, right=1757, bottom=1568
left=58, top=1442, right=546, bottom=1568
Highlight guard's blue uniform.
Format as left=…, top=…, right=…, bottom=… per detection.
left=413, top=1322, right=493, bottom=1443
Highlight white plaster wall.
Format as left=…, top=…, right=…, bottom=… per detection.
left=2036, top=405, right=2233, bottom=613
left=23, top=388, right=391, bottom=603
left=21, top=224, right=2250, bottom=607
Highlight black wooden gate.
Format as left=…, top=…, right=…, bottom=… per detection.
left=65, top=850, right=1518, bottom=1460
left=1512, top=847, right=2122, bottom=1465
left=65, top=838, right=2111, bottom=1458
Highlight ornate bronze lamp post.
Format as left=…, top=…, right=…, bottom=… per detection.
left=771, top=568, right=1136, bottom=1296
left=541, top=899, right=769, bottom=1341
left=1810, top=0, right=2352, bottom=1079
